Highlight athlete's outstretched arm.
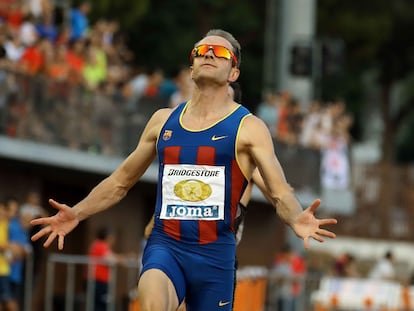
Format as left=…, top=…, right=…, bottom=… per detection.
left=31, top=109, right=172, bottom=250
left=239, top=115, right=337, bottom=249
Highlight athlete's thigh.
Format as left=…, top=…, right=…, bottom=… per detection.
left=138, top=242, right=186, bottom=311
left=185, top=267, right=235, bottom=311
left=138, top=268, right=179, bottom=311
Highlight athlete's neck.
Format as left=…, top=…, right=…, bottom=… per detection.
left=182, top=89, right=237, bottom=130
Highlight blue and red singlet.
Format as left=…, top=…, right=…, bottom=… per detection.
left=141, top=102, right=251, bottom=310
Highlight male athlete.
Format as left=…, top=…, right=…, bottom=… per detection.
left=31, top=29, right=337, bottom=311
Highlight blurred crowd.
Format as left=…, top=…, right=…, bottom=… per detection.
left=0, top=0, right=354, bottom=164
left=257, top=92, right=354, bottom=191
left=0, top=0, right=133, bottom=90
left=257, top=92, right=353, bottom=152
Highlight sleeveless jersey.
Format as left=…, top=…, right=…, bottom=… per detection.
left=153, top=102, right=251, bottom=245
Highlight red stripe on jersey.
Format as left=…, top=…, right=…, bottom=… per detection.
left=197, top=146, right=218, bottom=244
left=231, top=159, right=245, bottom=232
left=163, top=146, right=181, bottom=240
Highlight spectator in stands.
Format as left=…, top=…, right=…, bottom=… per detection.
left=368, top=250, right=396, bottom=281
left=320, top=113, right=352, bottom=191
left=18, top=13, right=38, bottom=47
left=3, top=34, right=24, bottom=63
left=82, top=47, right=107, bottom=91
left=55, top=24, right=71, bottom=46
left=168, top=65, right=193, bottom=108
left=121, top=66, right=164, bottom=113
left=336, top=112, right=354, bottom=145
left=319, top=100, right=347, bottom=141
left=300, top=100, right=322, bottom=150
left=94, top=19, right=119, bottom=52
left=286, top=98, right=304, bottom=145
left=88, top=30, right=108, bottom=68
left=45, top=44, right=70, bottom=82
left=25, top=0, right=53, bottom=22
left=271, top=244, right=306, bottom=311
left=275, top=92, right=293, bottom=144
left=5, top=2, right=24, bottom=33
left=256, top=91, right=280, bottom=138
left=121, top=66, right=148, bottom=112
left=20, top=191, right=47, bottom=222
left=18, top=37, right=47, bottom=75
left=142, top=67, right=164, bottom=98
left=69, top=1, right=91, bottom=42
left=20, top=190, right=47, bottom=289
left=65, top=39, right=86, bottom=84
left=35, top=12, right=58, bottom=42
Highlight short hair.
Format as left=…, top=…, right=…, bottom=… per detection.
left=385, top=250, right=393, bottom=259
left=96, top=227, right=112, bottom=240
left=280, top=243, right=292, bottom=253
left=204, top=29, right=241, bottom=68
left=4, top=196, right=18, bottom=204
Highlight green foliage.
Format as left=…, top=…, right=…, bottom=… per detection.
left=317, top=0, right=414, bottom=159
left=89, top=0, right=149, bottom=28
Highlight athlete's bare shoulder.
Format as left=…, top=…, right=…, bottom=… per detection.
left=149, top=107, right=174, bottom=128
left=239, top=114, right=272, bottom=144
left=236, top=113, right=274, bottom=176
left=151, top=107, right=174, bottom=123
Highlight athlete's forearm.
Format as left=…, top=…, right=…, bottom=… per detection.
left=272, top=192, right=303, bottom=227
left=73, top=176, right=129, bottom=221
left=72, top=136, right=157, bottom=221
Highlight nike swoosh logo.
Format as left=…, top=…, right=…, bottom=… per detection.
left=211, top=135, right=228, bottom=141
left=218, top=301, right=231, bottom=307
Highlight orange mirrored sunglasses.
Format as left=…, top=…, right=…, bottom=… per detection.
left=190, top=44, right=238, bottom=67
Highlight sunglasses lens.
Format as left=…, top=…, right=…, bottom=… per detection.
left=190, top=45, right=238, bottom=66
left=212, top=46, right=231, bottom=59
left=195, top=45, right=210, bottom=56
left=194, top=45, right=231, bottom=59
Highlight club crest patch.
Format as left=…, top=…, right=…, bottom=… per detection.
left=163, top=130, right=173, bottom=141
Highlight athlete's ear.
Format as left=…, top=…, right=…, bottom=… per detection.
left=228, top=67, right=240, bottom=83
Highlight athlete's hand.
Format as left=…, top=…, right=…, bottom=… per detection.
left=292, top=199, right=337, bottom=249
left=31, top=199, right=80, bottom=250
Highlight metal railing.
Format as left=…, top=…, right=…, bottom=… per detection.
left=22, top=254, right=34, bottom=311
left=44, top=253, right=140, bottom=311
left=34, top=254, right=414, bottom=311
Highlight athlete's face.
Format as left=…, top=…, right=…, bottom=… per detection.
left=190, top=36, right=239, bottom=86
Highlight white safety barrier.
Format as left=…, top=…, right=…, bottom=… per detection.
left=311, top=276, right=414, bottom=310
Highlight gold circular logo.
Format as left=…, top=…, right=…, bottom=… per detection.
left=174, top=179, right=212, bottom=202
